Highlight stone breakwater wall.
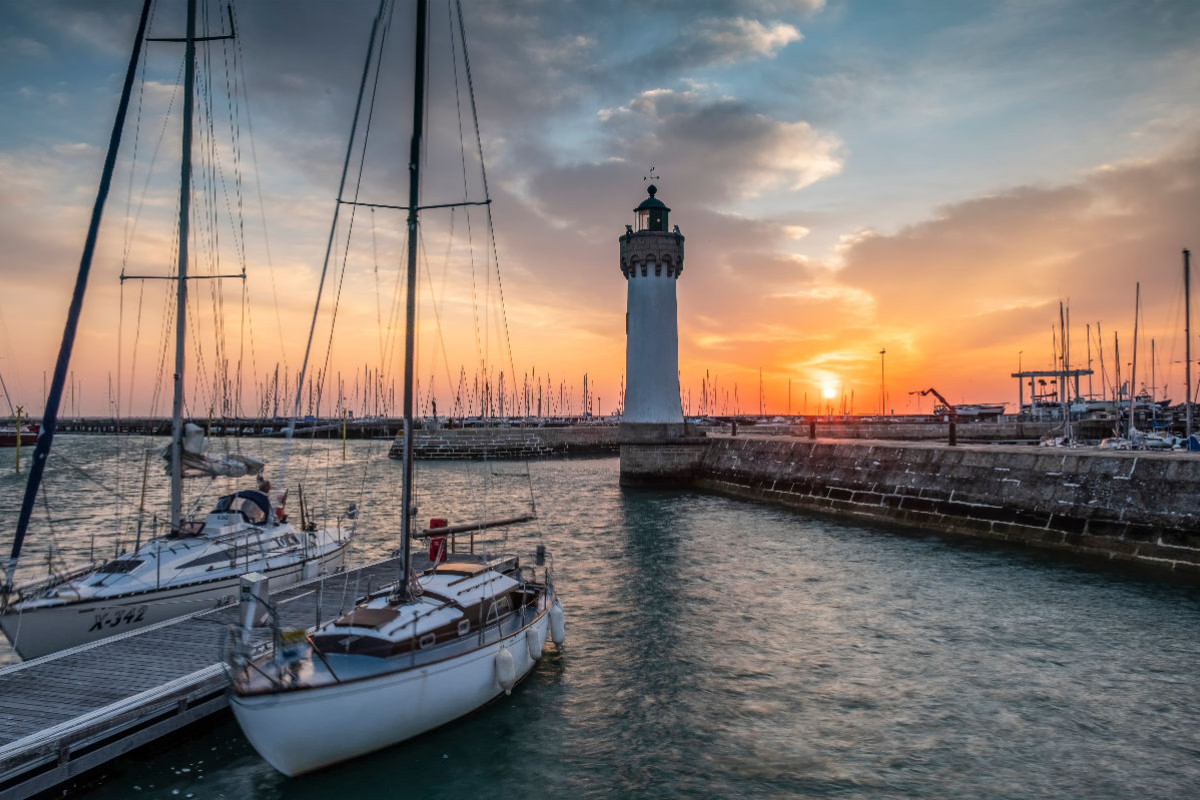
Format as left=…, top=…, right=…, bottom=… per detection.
left=695, top=436, right=1200, bottom=576
left=786, top=420, right=1064, bottom=442
left=390, top=426, right=619, bottom=460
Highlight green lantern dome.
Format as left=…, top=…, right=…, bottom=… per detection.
left=634, top=185, right=670, bottom=232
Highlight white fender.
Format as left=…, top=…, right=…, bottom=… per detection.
left=549, top=598, right=566, bottom=647
left=495, top=644, right=516, bottom=695
left=526, top=625, right=544, bottom=660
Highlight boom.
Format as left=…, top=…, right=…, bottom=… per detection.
left=909, top=387, right=957, bottom=421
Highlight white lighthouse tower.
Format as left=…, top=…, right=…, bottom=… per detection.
left=621, top=184, right=684, bottom=428
left=619, top=184, right=702, bottom=485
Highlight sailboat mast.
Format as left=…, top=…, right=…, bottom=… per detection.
left=1129, top=282, right=1139, bottom=438
left=1186, top=249, right=1192, bottom=441
left=1114, top=332, right=1121, bottom=406
left=5, top=0, right=153, bottom=591
left=1059, top=302, right=1069, bottom=440
left=1151, top=338, right=1157, bottom=427
left=1086, top=323, right=1093, bottom=399
left=400, top=0, right=429, bottom=591
left=169, top=0, right=197, bottom=532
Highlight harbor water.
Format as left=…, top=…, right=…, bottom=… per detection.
left=2, top=436, right=1200, bottom=798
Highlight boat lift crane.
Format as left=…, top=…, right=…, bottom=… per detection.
left=909, top=387, right=958, bottom=446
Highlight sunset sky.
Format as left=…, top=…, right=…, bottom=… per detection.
left=2, top=0, right=1199, bottom=419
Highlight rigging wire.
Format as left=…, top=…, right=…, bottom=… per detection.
left=446, top=0, right=484, bottom=379
left=274, top=0, right=392, bottom=495
left=455, top=0, right=518, bottom=399
left=316, top=0, right=396, bottom=414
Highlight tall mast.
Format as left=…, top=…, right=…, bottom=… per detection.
left=1186, top=249, right=1192, bottom=441
left=1086, top=323, right=1093, bottom=399
left=1128, top=282, right=1139, bottom=438
left=1151, top=338, right=1157, bottom=427
left=1151, top=339, right=1156, bottom=400
left=400, top=0, right=429, bottom=594
left=1114, top=332, right=1121, bottom=406
left=1059, top=302, right=1070, bottom=440
left=169, top=0, right=197, bottom=532
left=5, top=0, right=153, bottom=591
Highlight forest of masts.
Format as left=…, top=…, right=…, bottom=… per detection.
left=47, top=363, right=797, bottom=421
left=34, top=293, right=1196, bottom=421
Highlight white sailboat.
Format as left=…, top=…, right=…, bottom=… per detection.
left=229, top=0, right=564, bottom=776
left=0, top=483, right=349, bottom=660
left=0, top=0, right=350, bottom=661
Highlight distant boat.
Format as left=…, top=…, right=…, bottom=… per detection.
left=0, top=422, right=38, bottom=448
left=935, top=403, right=1006, bottom=422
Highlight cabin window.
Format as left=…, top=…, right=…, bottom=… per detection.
left=457, top=620, right=471, bottom=636
left=485, top=595, right=512, bottom=623
left=418, top=632, right=437, bottom=649
left=97, top=559, right=144, bottom=574
left=213, top=492, right=270, bottom=524
left=179, top=548, right=240, bottom=569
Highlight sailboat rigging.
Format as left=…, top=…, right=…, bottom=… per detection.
left=0, top=0, right=351, bottom=660
left=228, top=0, right=564, bottom=776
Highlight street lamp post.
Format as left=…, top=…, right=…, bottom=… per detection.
left=879, top=348, right=887, bottom=416
left=1018, top=350, right=1024, bottom=417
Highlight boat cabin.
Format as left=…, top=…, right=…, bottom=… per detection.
left=211, top=491, right=272, bottom=525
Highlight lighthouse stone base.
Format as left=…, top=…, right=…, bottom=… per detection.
left=619, top=422, right=708, bottom=487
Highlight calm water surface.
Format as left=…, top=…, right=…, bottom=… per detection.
left=2, top=435, right=1199, bottom=798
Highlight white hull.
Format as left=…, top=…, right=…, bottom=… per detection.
left=0, top=546, right=346, bottom=660
left=230, top=609, right=550, bottom=776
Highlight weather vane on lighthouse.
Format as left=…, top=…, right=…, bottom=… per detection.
left=643, top=166, right=660, bottom=182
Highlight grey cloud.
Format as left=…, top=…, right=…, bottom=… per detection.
left=594, top=87, right=842, bottom=201
left=638, top=16, right=801, bottom=72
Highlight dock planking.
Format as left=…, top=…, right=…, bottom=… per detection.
left=0, top=555, right=410, bottom=799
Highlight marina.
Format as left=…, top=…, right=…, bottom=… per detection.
left=2, top=0, right=1200, bottom=797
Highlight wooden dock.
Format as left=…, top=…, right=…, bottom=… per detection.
left=0, top=556, right=408, bottom=799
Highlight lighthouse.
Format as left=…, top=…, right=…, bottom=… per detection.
left=620, top=184, right=685, bottom=427
left=618, top=184, right=703, bottom=485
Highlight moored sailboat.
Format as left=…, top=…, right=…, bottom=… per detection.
left=0, top=0, right=351, bottom=660
left=228, top=0, right=564, bottom=775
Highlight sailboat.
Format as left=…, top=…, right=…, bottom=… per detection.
left=229, top=0, right=564, bottom=776
left=0, top=0, right=351, bottom=661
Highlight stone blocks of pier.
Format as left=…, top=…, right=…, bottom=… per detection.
left=389, top=426, right=619, bottom=460
left=787, top=420, right=1064, bottom=442
left=619, top=422, right=708, bottom=487
left=695, top=437, right=1200, bottom=576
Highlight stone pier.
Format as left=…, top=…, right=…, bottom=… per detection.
left=388, top=425, right=619, bottom=460
left=619, top=423, right=707, bottom=487
left=694, top=435, right=1200, bottom=577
